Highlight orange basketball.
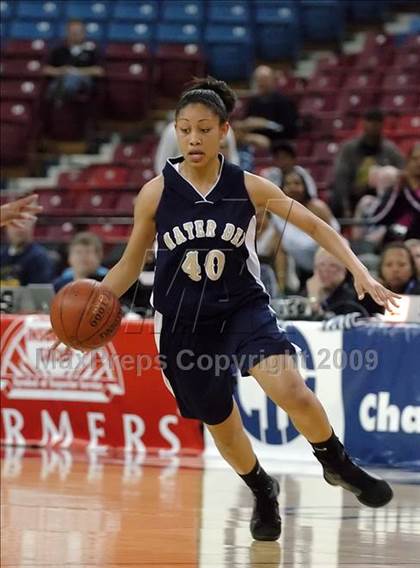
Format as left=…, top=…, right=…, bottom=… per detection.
left=50, top=279, right=122, bottom=350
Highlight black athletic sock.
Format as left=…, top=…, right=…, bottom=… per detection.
left=310, top=430, right=343, bottom=460
left=239, top=458, right=274, bottom=497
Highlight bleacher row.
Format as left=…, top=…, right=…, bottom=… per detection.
left=2, top=0, right=418, bottom=81
left=1, top=30, right=419, bottom=168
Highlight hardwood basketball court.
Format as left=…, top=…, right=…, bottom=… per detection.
left=1, top=449, right=419, bottom=567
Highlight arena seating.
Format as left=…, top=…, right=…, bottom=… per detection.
left=1, top=3, right=419, bottom=245
left=1, top=0, right=397, bottom=81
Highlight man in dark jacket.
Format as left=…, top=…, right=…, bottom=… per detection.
left=0, top=219, right=53, bottom=286
left=332, top=109, right=404, bottom=217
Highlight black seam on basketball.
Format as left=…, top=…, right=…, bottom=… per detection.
left=58, top=285, right=68, bottom=345
left=74, top=280, right=101, bottom=343
left=79, top=292, right=121, bottom=344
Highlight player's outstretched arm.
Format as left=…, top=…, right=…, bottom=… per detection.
left=0, top=194, right=42, bottom=227
left=245, top=172, right=400, bottom=311
left=101, top=176, right=163, bottom=298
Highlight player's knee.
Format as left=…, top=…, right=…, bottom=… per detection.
left=281, top=384, right=314, bottom=413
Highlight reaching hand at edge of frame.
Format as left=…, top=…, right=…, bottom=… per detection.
left=0, top=194, right=43, bottom=228
left=352, top=269, right=401, bottom=312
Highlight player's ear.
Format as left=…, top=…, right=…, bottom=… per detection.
left=220, top=121, right=229, bottom=138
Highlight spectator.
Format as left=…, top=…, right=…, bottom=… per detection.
left=0, top=218, right=54, bottom=286
left=271, top=170, right=340, bottom=288
left=44, top=20, right=103, bottom=107
left=53, top=232, right=107, bottom=291
left=154, top=115, right=240, bottom=173
left=234, top=65, right=298, bottom=144
left=405, top=239, right=420, bottom=279
left=332, top=109, right=404, bottom=217
left=261, top=141, right=317, bottom=197
left=378, top=242, right=420, bottom=295
left=0, top=194, right=42, bottom=228
left=306, top=248, right=369, bottom=316
left=353, top=143, right=420, bottom=244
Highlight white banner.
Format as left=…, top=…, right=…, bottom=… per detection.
left=204, top=321, right=344, bottom=461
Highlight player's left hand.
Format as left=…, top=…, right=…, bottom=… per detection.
left=353, top=269, right=401, bottom=312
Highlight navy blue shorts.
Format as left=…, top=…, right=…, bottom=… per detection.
left=154, top=301, right=296, bottom=425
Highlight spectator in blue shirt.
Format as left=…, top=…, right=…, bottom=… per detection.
left=0, top=218, right=54, bottom=286
left=53, top=232, right=108, bottom=291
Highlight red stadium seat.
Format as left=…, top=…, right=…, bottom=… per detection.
left=295, top=138, right=312, bottom=157
left=315, top=54, right=356, bottom=75
left=382, top=72, right=419, bottom=92
left=0, top=58, right=44, bottom=79
left=393, top=51, right=419, bottom=71
left=113, top=143, right=154, bottom=168
left=313, top=115, right=358, bottom=140
left=306, top=73, right=342, bottom=94
left=396, top=114, right=420, bottom=136
left=342, top=71, right=382, bottom=92
left=128, top=166, right=156, bottom=188
left=3, top=39, right=48, bottom=60
left=115, top=192, right=137, bottom=215
left=0, top=100, right=32, bottom=124
left=105, top=42, right=152, bottom=62
left=363, top=32, right=394, bottom=52
left=381, top=93, right=419, bottom=115
left=88, top=224, right=131, bottom=243
left=37, top=191, right=74, bottom=216
left=299, top=94, right=337, bottom=117
left=156, top=43, right=205, bottom=99
left=336, top=92, right=375, bottom=115
left=0, top=79, right=43, bottom=102
left=86, top=165, right=130, bottom=189
left=57, top=170, right=89, bottom=191
left=75, top=192, right=117, bottom=215
left=354, top=49, right=394, bottom=70
left=312, top=141, right=340, bottom=164
left=35, top=223, right=75, bottom=243
left=105, top=62, right=150, bottom=120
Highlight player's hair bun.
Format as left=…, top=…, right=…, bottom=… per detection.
left=185, top=76, right=237, bottom=115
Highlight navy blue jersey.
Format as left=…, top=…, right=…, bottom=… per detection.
left=153, top=155, right=269, bottom=324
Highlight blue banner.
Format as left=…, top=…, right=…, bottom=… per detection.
left=342, top=323, right=420, bottom=469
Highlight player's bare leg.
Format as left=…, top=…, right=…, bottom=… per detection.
left=206, top=401, right=281, bottom=541
left=251, top=354, right=393, bottom=508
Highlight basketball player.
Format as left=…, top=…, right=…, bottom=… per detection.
left=101, top=78, right=399, bottom=541
left=0, top=194, right=42, bottom=227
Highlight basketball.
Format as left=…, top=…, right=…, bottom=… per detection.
left=50, top=279, right=122, bottom=350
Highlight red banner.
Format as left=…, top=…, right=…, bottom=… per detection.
left=0, top=315, right=203, bottom=454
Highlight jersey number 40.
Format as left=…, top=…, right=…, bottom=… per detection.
left=181, top=250, right=226, bottom=282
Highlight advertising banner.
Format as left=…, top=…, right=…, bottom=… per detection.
left=1, top=315, right=203, bottom=454
left=342, top=323, right=420, bottom=468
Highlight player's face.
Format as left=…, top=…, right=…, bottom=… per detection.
left=315, top=253, right=346, bottom=290
left=381, top=248, right=413, bottom=291
left=69, top=244, right=101, bottom=278
left=175, top=103, right=228, bottom=167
